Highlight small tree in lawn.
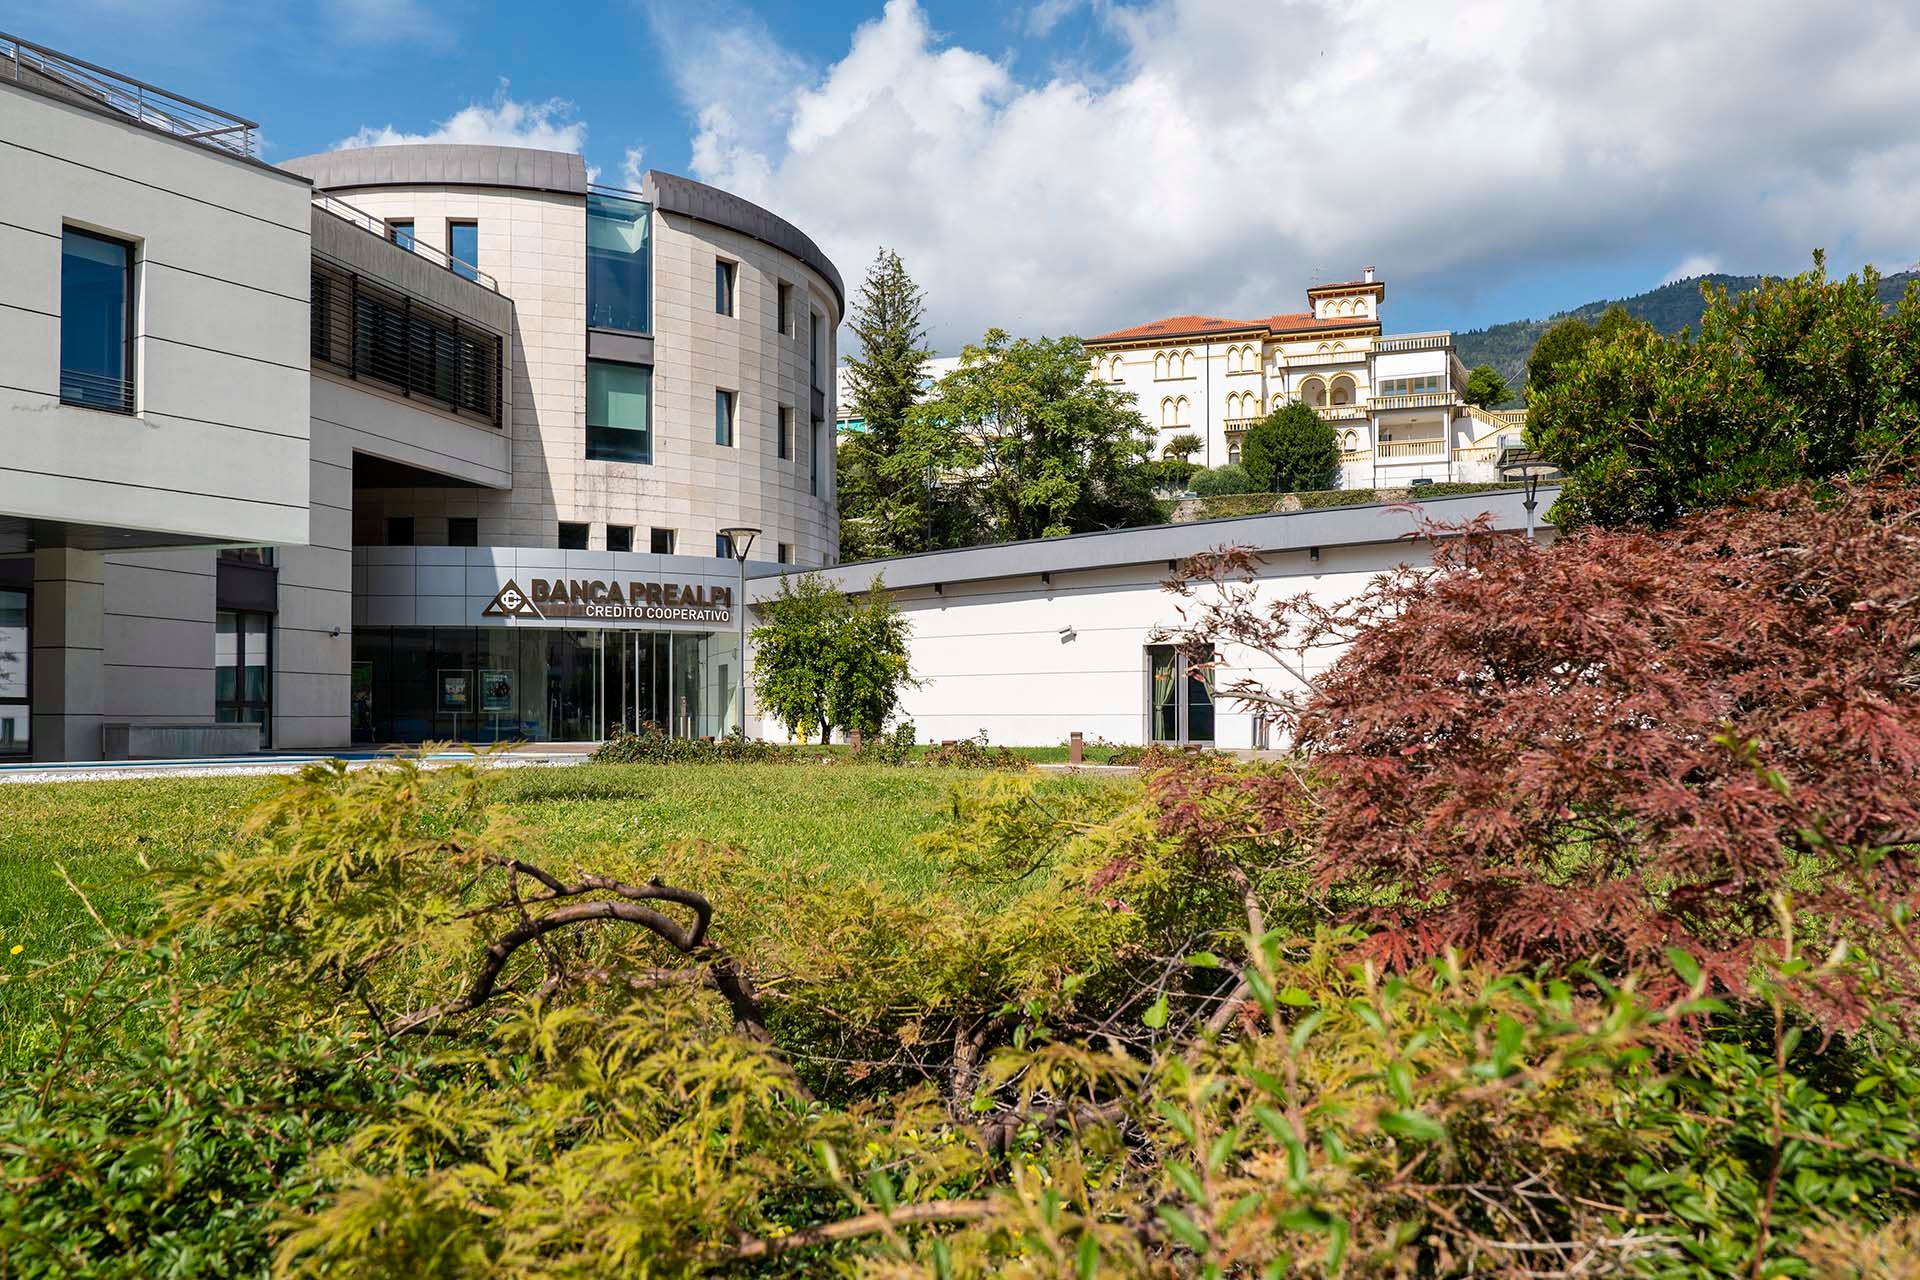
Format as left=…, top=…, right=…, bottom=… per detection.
left=749, top=574, right=841, bottom=742
left=752, top=572, right=914, bottom=741
left=827, top=579, right=916, bottom=737
left=1240, top=401, right=1340, bottom=492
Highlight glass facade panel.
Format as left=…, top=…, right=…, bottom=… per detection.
left=354, top=627, right=720, bottom=744
left=448, top=220, right=479, bottom=282
left=0, top=589, right=27, bottom=756
left=60, top=227, right=133, bottom=412
left=586, top=360, right=652, bottom=462
left=586, top=192, right=651, bottom=332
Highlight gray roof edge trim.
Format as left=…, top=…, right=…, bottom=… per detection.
left=278, top=144, right=590, bottom=196
left=753, top=488, right=1561, bottom=597
left=641, top=169, right=846, bottom=316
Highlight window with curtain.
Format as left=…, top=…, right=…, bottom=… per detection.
left=586, top=360, right=652, bottom=462
left=586, top=191, right=651, bottom=332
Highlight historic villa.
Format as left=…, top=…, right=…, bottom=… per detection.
left=1085, top=270, right=1527, bottom=488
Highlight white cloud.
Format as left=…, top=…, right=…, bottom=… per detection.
left=323, top=0, right=440, bottom=47
left=336, top=81, right=587, bottom=152
left=1661, top=255, right=1722, bottom=286
left=1023, top=0, right=1083, bottom=38
left=655, top=0, right=1920, bottom=348
left=621, top=145, right=647, bottom=190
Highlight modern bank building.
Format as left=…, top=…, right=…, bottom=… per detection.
left=0, top=31, right=1550, bottom=763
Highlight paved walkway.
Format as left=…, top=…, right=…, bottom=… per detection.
left=0, top=744, right=596, bottom=785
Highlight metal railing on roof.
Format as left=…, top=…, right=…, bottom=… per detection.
left=311, top=192, right=499, bottom=291
left=1, top=30, right=258, bottom=158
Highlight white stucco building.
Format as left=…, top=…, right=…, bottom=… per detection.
left=1086, top=270, right=1527, bottom=489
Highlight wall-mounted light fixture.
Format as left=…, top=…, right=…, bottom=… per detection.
left=1041, top=571, right=1052, bottom=589
left=933, top=582, right=943, bottom=596
left=1058, top=625, right=1077, bottom=644
left=1308, top=546, right=1321, bottom=563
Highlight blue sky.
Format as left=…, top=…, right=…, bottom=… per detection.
left=9, top=1, right=1919, bottom=350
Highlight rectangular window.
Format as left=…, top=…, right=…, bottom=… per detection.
left=387, top=219, right=415, bottom=251
left=1376, top=374, right=1443, bottom=397
left=585, top=359, right=652, bottom=463
left=386, top=516, right=414, bottom=547
left=447, top=219, right=479, bottom=282
left=447, top=516, right=478, bottom=547
left=777, top=281, right=793, bottom=335
left=59, top=227, right=134, bottom=413
left=586, top=191, right=651, bottom=332
left=715, top=259, right=737, bottom=316
left=606, top=524, right=633, bottom=552
left=810, top=418, right=822, bottom=496
left=1147, top=644, right=1215, bottom=744
left=777, top=542, right=792, bottom=564
left=810, top=311, right=823, bottom=390
left=650, top=527, right=675, bottom=555
left=0, top=588, right=29, bottom=757
left=558, top=522, right=589, bottom=550
left=215, top=610, right=272, bottom=748
left=715, top=389, right=736, bottom=447
left=219, top=547, right=275, bottom=566
left=777, top=405, right=793, bottom=460
left=716, top=532, right=734, bottom=559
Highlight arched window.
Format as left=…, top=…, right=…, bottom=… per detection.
left=1154, top=352, right=1168, bottom=380
left=1301, top=378, right=1327, bottom=408
left=1176, top=396, right=1191, bottom=423
left=1160, top=396, right=1175, bottom=427
left=1228, top=443, right=1242, bottom=466
left=1341, top=430, right=1358, bottom=452
left=1181, top=351, right=1195, bottom=378
left=1331, top=374, right=1356, bottom=406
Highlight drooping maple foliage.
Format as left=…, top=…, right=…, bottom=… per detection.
left=1165, top=483, right=1920, bottom=1019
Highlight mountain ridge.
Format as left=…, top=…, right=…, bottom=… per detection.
left=1453, top=269, right=1920, bottom=405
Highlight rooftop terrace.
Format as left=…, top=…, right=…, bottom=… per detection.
left=1, top=29, right=258, bottom=159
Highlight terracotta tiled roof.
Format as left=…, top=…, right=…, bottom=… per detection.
left=1085, top=311, right=1385, bottom=345
left=1084, top=314, right=1268, bottom=344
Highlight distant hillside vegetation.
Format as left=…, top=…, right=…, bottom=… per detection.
left=1455, top=269, right=1919, bottom=406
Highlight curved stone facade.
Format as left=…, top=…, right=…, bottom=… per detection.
left=280, top=144, right=842, bottom=567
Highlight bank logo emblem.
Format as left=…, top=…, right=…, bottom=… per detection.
left=482, top=579, right=542, bottom=620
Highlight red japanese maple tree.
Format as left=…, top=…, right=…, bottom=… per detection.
left=1165, top=484, right=1920, bottom=1016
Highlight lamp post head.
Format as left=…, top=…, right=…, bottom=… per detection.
left=718, top=526, right=760, bottom=562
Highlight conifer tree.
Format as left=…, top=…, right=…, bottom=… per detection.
left=839, top=250, right=934, bottom=558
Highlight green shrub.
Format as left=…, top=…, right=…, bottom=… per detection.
left=1295, top=486, right=1377, bottom=509
left=1188, top=463, right=1257, bottom=496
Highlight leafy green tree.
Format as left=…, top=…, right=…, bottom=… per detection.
left=1529, top=255, right=1920, bottom=529
left=1163, top=431, right=1203, bottom=462
left=751, top=572, right=914, bottom=741
left=1189, top=463, right=1256, bottom=496
left=1462, top=364, right=1512, bottom=408
left=907, top=329, right=1161, bottom=542
left=1241, top=401, right=1340, bottom=492
left=838, top=249, right=934, bottom=558
left=1524, top=305, right=1636, bottom=402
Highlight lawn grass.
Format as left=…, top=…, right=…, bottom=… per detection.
left=0, top=761, right=1131, bottom=1069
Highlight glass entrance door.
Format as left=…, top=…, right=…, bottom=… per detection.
left=602, top=632, right=711, bottom=739
left=1147, top=644, right=1215, bottom=745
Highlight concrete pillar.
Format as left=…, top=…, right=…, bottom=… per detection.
left=31, top=547, right=106, bottom=762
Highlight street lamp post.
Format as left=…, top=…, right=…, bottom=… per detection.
left=718, top=526, right=759, bottom=738
left=1498, top=453, right=1560, bottom=541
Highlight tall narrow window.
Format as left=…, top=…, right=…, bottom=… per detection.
left=715, top=259, right=737, bottom=316
left=650, top=528, right=675, bottom=555
left=810, top=311, right=823, bottom=390
left=777, top=281, right=793, bottom=335
left=586, top=191, right=651, bottom=332
left=387, top=219, right=415, bottom=251
left=558, top=522, right=589, bottom=550
left=447, top=220, right=478, bottom=282
left=0, top=589, right=28, bottom=756
left=216, top=610, right=272, bottom=748
left=716, top=532, right=735, bottom=559
left=777, top=405, right=793, bottom=460
left=447, top=516, right=478, bottom=547
left=59, top=227, right=134, bottom=413
left=810, top=418, right=822, bottom=496
left=586, top=360, right=652, bottom=463
left=777, top=542, right=792, bottom=564
left=715, top=389, right=736, bottom=447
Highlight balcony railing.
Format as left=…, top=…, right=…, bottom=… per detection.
left=313, top=194, right=497, bottom=291
left=1319, top=404, right=1368, bottom=421
left=2, top=30, right=258, bottom=157
left=1371, top=391, right=1455, bottom=410
left=1376, top=439, right=1447, bottom=460
left=311, top=253, right=504, bottom=427
left=1373, top=332, right=1452, bottom=354
left=1223, top=418, right=1260, bottom=435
